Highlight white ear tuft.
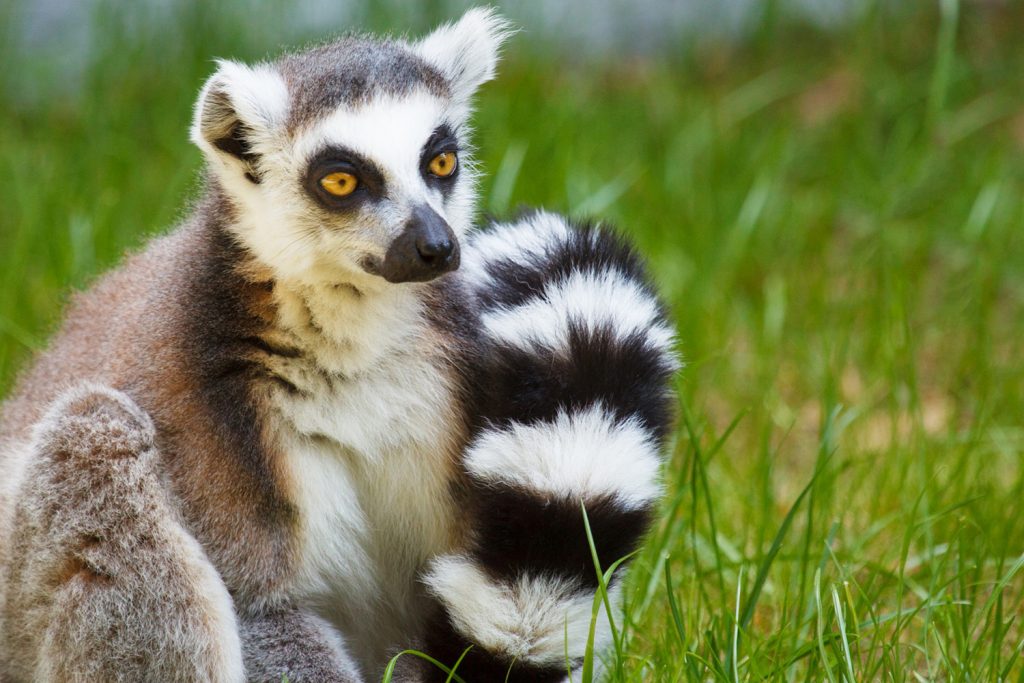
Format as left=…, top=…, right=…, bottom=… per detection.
left=190, top=60, right=289, bottom=176
left=414, top=7, right=515, bottom=106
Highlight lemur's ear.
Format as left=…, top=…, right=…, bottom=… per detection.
left=414, top=8, right=514, bottom=108
left=191, top=60, right=289, bottom=183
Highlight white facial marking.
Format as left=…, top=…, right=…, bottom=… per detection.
left=229, top=89, right=476, bottom=289
left=297, top=90, right=448, bottom=208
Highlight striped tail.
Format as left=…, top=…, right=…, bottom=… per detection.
left=421, top=211, right=678, bottom=681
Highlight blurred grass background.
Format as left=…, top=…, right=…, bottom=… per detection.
left=3, top=0, right=1024, bottom=680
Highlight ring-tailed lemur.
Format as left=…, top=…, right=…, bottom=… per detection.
left=0, top=9, right=677, bottom=683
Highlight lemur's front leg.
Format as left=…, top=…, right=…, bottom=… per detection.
left=418, top=214, right=677, bottom=681
left=0, top=385, right=363, bottom=683
left=1, top=385, right=245, bottom=682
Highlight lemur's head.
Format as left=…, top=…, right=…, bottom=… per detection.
left=191, top=8, right=511, bottom=287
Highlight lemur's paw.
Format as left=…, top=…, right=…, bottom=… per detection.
left=21, top=384, right=162, bottom=532
left=240, top=609, right=362, bottom=683
left=35, top=383, right=155, bottom=463
left=8, top=383, right=246, bottom=683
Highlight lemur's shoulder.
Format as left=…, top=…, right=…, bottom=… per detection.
left=1, top=219, right=195, bottom=443
left=2, top=193, right=249, bottom=430
left=2, top=202, right=301, bottom=604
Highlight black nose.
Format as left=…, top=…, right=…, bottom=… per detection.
left=378, top=205, right=460, bottom=283
left=415, top=232, right=454, bottom=266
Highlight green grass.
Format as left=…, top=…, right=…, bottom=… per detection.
left=3, top=1, right=1024, bottom=680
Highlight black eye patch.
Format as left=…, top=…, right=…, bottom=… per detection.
left=420, top=124, right=460, bottom=192
left=421, top=124, right=459, bottom=157
left=303, top=145, right=387, bottom=210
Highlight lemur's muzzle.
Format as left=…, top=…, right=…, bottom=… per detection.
left=379, top=204, right=460, bottom=283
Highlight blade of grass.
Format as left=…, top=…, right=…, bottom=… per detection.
left=738, top=449, right=836, bottom=629
left=831, top=584, right=856, bottom=682
left=381, top=649, right=468, bottom=683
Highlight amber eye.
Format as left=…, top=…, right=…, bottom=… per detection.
left=428, top=151, right=458, bottom=178
left=319, top=171, right=358, bottom=197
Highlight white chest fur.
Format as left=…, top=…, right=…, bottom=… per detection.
left=266, top=281, right=462, bottom=671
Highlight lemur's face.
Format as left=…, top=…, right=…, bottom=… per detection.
left=191, top=9, right=510, bottom=288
